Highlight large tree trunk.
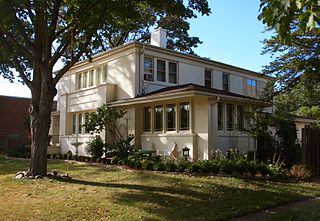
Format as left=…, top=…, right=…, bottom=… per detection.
left=28, top=80, right=57, bottom=176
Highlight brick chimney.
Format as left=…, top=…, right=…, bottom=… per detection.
left=150, top=28, right=167, bottom=48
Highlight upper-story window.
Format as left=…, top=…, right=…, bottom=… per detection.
left=103, top=64, right=108, bottom=83
left=247, top=79, right=257, bottom=97
left=222, top=73, right=229, bottom=92
left=76, top=73, right=82, bottom=90
left=237, top=105, right=244, bottom=130
left=169, top=62, right=177, bottom=84
left=157, top=59, right=166, bottom=82
left=204, top=69, right=212, bottom=88
left=89, top=70, right=94, bottom=87
left=144, top=57, right=154, bottom=81
left=97, top=67, right=102, bottom=84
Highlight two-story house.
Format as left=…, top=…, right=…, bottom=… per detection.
left=51, top=28, right=270, bottom=160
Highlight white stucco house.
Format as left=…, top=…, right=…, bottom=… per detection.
left=50, top=28, right=272, bottom=161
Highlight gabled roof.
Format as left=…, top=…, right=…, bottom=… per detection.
left=109, top=83, right=265, bottom=107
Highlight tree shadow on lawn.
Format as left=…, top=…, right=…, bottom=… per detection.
left=53, top=175, right=316, bottom=221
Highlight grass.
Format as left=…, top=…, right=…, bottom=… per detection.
left=1, top=155, right=320, bottom=221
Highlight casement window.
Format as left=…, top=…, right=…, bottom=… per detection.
left=97, top=67, right=102, bottom=84
left=85, top=113, right=90, bottom=133
left=154, top=106, right=163, bottom=131
left=76, top=73, right=82, bottom=90
left=89, top=70, right=94, bottom=87
left=71, top=114, right=76, bottom=134
left=226, top=104, right=234, bottom=131
left=247, top=79, right=257, bottom=97
left=237, top=105, right=244, bottom=130
left=143, top=107, right=151, bottom=132
left=222, top=73, right=229, bottom=92
left=169, top=62, right=177, bottom=84
left=166, top=104, right=176, bottom=131
left=83, top=72, right=88, bottom=88
left=218, top=103, right=224, bottom=130
left=179, top=102, right=190, bottom=130
left=78, top=113, right=82, bottom=134
left=144, top=57, right=154, bottom=81
left=102, top=64, right=108, bottom=83
left=157, top=59, right=166, bottom=82
left=70, top=112, right=91, bottom=135
left=204, top=69, right=212, bottom=88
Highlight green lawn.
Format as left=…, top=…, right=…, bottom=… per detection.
left=1, top=156, right=320, bottom=221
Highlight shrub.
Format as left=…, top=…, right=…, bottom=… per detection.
left=153, top=162, right=165, bottom=171
left=187, top=163, right=201, bottom=173
left=198, top=160, right=211, bottom=173
left=256, top=163, right=270, bottom=176
left=111, top=157, right=119, bottom=165
left=165, top=161, right=177, bottom=172
left=219, top=160, right=237, bottom=175
left=142, top=160, right=154, bottom=170
left=209, top=160, right=220, bottom=174
left=86, top=136, right=104, bottom=159
left=287, top=164, right=311, bottom=181
left=267, top=162, right=286, bottom=178
left=176, top=160, right=190, bottom=172
left=105, top=135, right=136, bottom=159
left=72, top=155, right=78, bottom=161
left=134, top=160, right=142, bottom=169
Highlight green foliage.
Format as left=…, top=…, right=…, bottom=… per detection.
left=267, top=162, right=286, bottom=178
left=258, top=0, right=320, bottom=41
left=141, top=160, right=154, bottom=170
left=153, top=162, right=166, bottom=171
left=105, top=135, right=136, bottom=159
left=256, top=163, right=270, bottom=177
left=287, top=164, right=312, bottom=181
left=164, top=161, right=177, bottom=172
left=85, top=136, right=104, bottom=159
left=219, top=160, right=237, bottom=175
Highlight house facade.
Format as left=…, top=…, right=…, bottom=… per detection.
left=51, top=29, right=271, bottom=160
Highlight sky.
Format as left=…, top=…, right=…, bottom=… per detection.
left=0, top=0, right=274, bottom=98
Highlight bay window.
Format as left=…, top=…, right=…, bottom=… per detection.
left=154, top=106, right=163, bottom=131
left=179, top=102, right=190, bottom=130
left=166, top=104, right=176, bottom=131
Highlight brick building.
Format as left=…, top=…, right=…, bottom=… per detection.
left=0, top=96, right=31, bottom=151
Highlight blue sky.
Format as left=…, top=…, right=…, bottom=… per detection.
left=0, top=0, right=273, bottom=98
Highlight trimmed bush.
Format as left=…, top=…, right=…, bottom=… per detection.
left=86, top=136, right=104, bottom=159
left=176, top=160, right=190, bottom=172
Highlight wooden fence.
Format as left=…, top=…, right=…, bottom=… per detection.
left=302, top=127, right=320, bottom=176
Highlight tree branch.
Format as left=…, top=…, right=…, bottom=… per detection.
left=12, top=57, right=33, bottom=89
left=49, top=0, right=62, bottom=43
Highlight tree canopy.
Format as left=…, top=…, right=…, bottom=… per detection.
left=0, top=0, right=211, bottom=176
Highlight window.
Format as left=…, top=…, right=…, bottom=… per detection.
left=237, top=105, right=244, bottom=130
left=76, top=73, right=82, bottom=90
left=103, top=64, right=108, bottom=83
left=179, top=102, right=190, bottom=130
left=97, top=67, right=102, bottom=84
left=226, top=104, right=234, bottom=131
left=204, top=69, right=212, bottom=88
left=143, top=107, right=151, bottom=132
left=166, top=104, right=176, bottom=131
left=157, top=59, right=166, bottom=82
left=169, top=62, right=177, bottom=84
left=154, top=106, right=163, bottom=131
left=85, top=113, right=89, bottom=133
left=218, top=103, right=224, bottom=130
left=144, top=57, right=153, bottom=81
left=78, top=113, right=82, bottom=134
left=83, top=72, right=88, bottom=88
left=247, top=79, right=257, bottom=97
left=89, top=70, right=94, bottom=87
left=222, top=73, right=229, bottom=92
left=71, top=114, right=76, bottom=134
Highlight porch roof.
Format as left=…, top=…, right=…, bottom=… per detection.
left=109, top=83, right=267, bottom=107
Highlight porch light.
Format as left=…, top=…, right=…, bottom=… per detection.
left=182, top=146, right=190, bottom=161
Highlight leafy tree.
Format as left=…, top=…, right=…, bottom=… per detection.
left=259, top=0, right=320, bottom=41
left=0, top=0, right=210, bottom=176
